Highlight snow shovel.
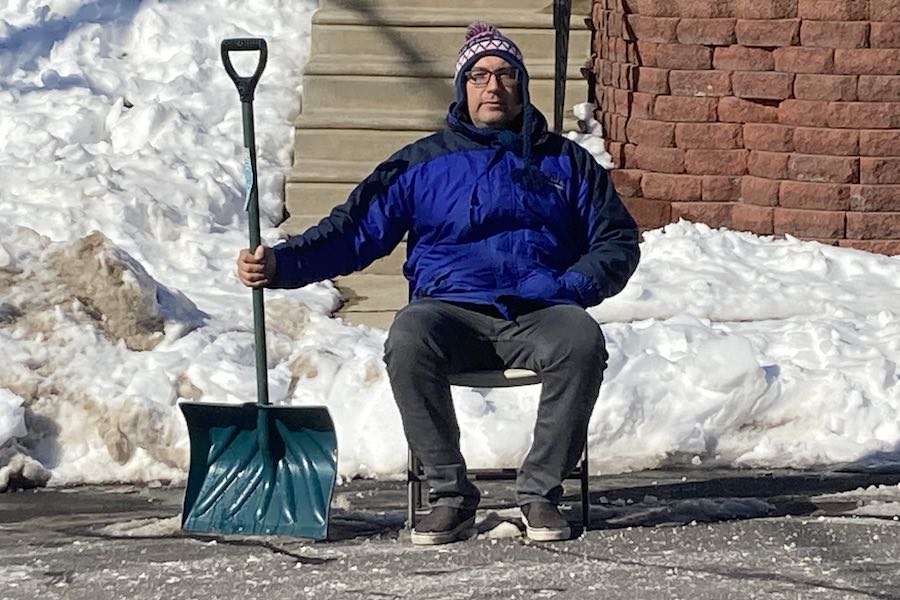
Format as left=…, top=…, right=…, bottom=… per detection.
left=179, top=38, right=338, bottom=540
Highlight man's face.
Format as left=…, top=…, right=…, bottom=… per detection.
left=464, top=55, right=523, bottom=129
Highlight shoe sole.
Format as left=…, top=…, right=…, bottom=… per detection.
left=410, top=516, right=476, bottom=545
left=522, top=513, right=571, bottom=542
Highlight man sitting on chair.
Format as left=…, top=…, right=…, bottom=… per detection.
left=236, top=22, right=640, bottom=544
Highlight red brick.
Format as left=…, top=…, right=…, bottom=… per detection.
left=632, top=0, right=681, bottom=17
left=634, top=42, right=659, bottom=67
left=793, top=127, right=860, bottom=156
left=625, top=15, right=679, bottom=43
left=779, top=181, right=851, bottom=210
left=632, top=145, right=686, bottom=173
left=654, top=44, right=714, bottom=70
left=748, top=151, right=791, bottom=178
left=797, top=0, right=869, bottom=21
left=735, top=0, right=798, bottom=19
left=607, top=142, right=627, bottom=166
left=624, top=143, right=638, bottom=168
left=857, top=76, right=900, bottom=101
left=743, top=124, right=795, bottom=152
left=788, top=154, right=860, bottom=183
left=871, top=22, right=900, bottom=48
left=718, top=97, right=780, bottom=123
left=675, top=0, right=737, bottom=18
left=741, top=175, right=781, bottom=205
left=603, top=113, right=629, bottom=140
left=654, top=96, right=719, bottom=122
left=869, top=0, right=900, bottom=22
left=778, top=100, right=831, bottom=127
left=611, top=169, right=644, bottom=197
left=685, top=149, right=749, bottom=175
left=828, top=102, right=900, bottom=129
left=714, top=45, right=775, bottom=71
left=861, top=158, right=900, bottom=184
left=835, top=50, right=900, bottom=76
left=850, top=184, right=900, bottom=211
left=793, top=74, right=858, bottom=101
left=675, top=123, right=744, bottom=149
left=837, top=239, right=900, bottom=255
left=671, top=202, right=733, bottom=228
left=612, top=89, right=631, bottom=116
left=774, top=208, right=846, bottom=237
left=702, top=176, right=743, bottom=201
left=800, top=21, right=870, bottom=49
left=732, top=71, right=794, bottom=100
left=735, top=19, right=800, bottom=47
left=626, top=118, right=677, bottom=146
left=732, top=203, right=775, bottom=233
left=622, top=197, right=673, bottom=229
left=676, top=18, right=737, bottom=45
left=773, top=47, right=834, bottom=73
left=860, top=131, right=900, bottom=156
left=631, top=92, right=656, bottom=119
left=635, top=67, right=670, bottom=94
left=669, top=70, right=732, bottom=96
left=640, top=172, right=704, bottom=201
left=846, top=212, right=900, bottom=239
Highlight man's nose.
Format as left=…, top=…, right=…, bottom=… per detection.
left=484, top=73, right=503, bottom=92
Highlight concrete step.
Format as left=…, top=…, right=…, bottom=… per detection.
left=310, top=25, right=591, bottom=64
left=313, top=6, right=589, bottom=28
left=335, top=309, right=398, bottom=331
left=285, top=181, right=357, bottom=216
left=303, top=56, right=588, bottom=79
left=302, top=73, right=589, bottom=113
left=334, top=273, right=409, bottom=312
left=294, top=129, right=425, bottom=164
left=320, top=0, right=557, bottom=10
left=294, top=107, right=581, bottom=132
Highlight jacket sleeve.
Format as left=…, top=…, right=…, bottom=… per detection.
left=559, top=146, right=641, bottom=307
left=268, top=156, right=412, bottom=289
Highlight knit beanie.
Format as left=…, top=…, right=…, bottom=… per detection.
left=453, top=22, right=545, bottom=189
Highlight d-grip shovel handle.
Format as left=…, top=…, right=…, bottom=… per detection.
left=221, top=38, right=268, bottom=103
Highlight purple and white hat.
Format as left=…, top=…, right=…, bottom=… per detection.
left=455, top=22, right=526, bottom=80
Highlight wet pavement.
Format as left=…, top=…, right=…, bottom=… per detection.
left=2, top=469, right=900, bottom=599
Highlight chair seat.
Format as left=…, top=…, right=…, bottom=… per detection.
left=447, top=368, right=541, bottom=388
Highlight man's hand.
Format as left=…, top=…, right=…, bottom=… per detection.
left=237, top=245, right=276, bottom=288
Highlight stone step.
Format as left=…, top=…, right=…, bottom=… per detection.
left=294, top=107, right=581, bottom=132
left=293, top=129, right=425, bottom=164
left=285, top=181, right=357, bottom=216
left=335, top=309, right=398, bottom=331
left=313, top=6, right=589, bottom=28
left=310, top=24, right=591, bottom=64
left=334, top=273, right=409, bottom=312
left=320, top=0, right=558, bottom=10
left=302, top=73, right=589, bottom=115
left=303, top=56, right=588, bottom=79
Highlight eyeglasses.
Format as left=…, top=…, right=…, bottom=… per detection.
left=464, top=67, right=520, bottom=88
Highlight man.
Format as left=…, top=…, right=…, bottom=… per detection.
left=237, top=22, right=640, bottom=544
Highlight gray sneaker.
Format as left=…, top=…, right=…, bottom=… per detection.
left=521, top=502, right=571, bottom=542
left=410, top=506, right=476, bottom=545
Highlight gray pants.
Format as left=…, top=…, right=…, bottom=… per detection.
left=383, top=299, right=607, bottom=509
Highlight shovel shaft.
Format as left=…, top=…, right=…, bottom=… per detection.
left=223, top=38, right=270, bottom=408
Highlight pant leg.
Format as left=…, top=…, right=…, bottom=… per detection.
left=494, top=304, right=608, bottom=506
left=383, top=299, right=504, bottom=509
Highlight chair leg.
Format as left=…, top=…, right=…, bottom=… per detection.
left=408, top=449, right=421, bottom=531
left=580, top=442, right=590, bottom=531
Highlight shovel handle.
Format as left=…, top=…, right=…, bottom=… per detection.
left=221, top=38, right=268, bottom=103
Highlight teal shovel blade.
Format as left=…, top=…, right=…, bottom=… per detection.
left=180, top=401, right=337, bottom=540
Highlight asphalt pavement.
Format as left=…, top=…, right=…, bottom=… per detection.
left=2, top=469, right=900, bottom=600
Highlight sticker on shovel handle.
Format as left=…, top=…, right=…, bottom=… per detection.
left=242, top=147, right=254, bottom=212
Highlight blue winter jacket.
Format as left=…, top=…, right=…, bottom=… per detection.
left=271, top=103, right=640, bottom=318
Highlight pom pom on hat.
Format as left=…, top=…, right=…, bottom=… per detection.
left=465, top=21, right=497, bottom=41
left=455, top=21, right=524, bottom=77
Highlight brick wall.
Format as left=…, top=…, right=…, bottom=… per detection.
left=592, top=0, right=900, bottom=254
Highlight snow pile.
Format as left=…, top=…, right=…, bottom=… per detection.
left=1, top=1, right=899, bottom=491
